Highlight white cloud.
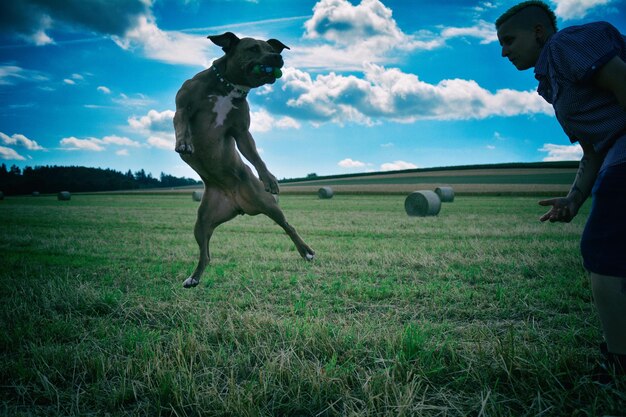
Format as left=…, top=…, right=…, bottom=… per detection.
left=250, top=108, right=301, bottom=133
left=128, top=109, right=176, bottom=149
left=0, top=65, right=48, bottom=85
left=0, top=132, right=45, bottom=150
left=0, top=66, right=26, bottom=85
left=60, top=136, right=105, bottom=151
left=30, top=29, right=54, bottom=46
left=116, top=149, right=129, bottom=156
left=112, top=15, right=212, bottom=67
left=0, top=0, right=210, bottom=67
left=493, top=131, right=506, bottom=141
left=269, top=64, right=552, bottom=125
left=305, top=0, right=408, bottom=45
left=59, top=135, right=140, bottom=152
left=275, top=116, right=301, bottom=130
left=539, top=143, right=583, bottom=161
left=97, top=86, right=111, bottom=94
left=381, top=160, right=418, bottom=171
left=63, top=79, right=76, bottom=85
left=0, top=146, right=26, bottom=161
left=338, top=158, right=367, bottom=168
left=291, top=0, right=496, bottom=70
left=553, top=0, right=613, bottom=20
left=440, top=20, right=497, bottom=45
left=0, top=0, right=150, bottom=45
left=128, top=109, right=175, bottom=132
left=474, top=2, right=497, bottom=13
left=102, top=135, right=141, bottom=147
left=147, top=135, right=173, bottom=150
left=113, top=93, right=154, bottom=107
left=486, top=145, right=496, bottom=150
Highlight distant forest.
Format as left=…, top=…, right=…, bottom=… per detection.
left=0, top=164, right=201, bottom=195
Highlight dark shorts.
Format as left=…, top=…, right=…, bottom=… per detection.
left=580, top=162, right=626, bottom=277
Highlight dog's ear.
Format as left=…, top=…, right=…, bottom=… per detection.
left=207, top=32, right=240, bottom=53
left=267, top=39, right=290, bottom=53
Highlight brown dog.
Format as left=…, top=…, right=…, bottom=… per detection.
left=173, top=32, right=315, bottom=288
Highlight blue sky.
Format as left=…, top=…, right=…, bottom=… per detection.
left=1, top=0, right=624, bottom=180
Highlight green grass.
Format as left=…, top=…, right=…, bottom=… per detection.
left=1, top=194, right=625, bottom=416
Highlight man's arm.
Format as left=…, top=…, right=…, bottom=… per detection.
left=593, top=55, right=626, bottom=109
left=539, top=141, right=604, bottom=222
left=537, top=55, right=625, bottom=222
left=232, top=129, right=279, bottom=194
left=566, top=141, right=604, bottom=206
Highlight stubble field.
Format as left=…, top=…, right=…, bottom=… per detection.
left=1, top=193, right=625, bottom=416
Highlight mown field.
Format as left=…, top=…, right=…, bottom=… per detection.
left=1, top=193, right=625, bottom=416
left=278, top=163, right=578, bottom=195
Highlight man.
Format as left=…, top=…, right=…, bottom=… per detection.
left=496, top=1, right=626, bottom=375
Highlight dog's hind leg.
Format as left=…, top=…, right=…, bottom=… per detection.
left=183, top=187, right=239, bottom=288
left=265, top=199, right=315, bottom=261
left=238, top=181, right=315, bottom=261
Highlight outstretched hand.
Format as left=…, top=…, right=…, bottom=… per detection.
left=538, top=197, right=580, bottom=223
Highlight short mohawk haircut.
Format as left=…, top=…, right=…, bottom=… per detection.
left=495, top=1, right=558, bottom=31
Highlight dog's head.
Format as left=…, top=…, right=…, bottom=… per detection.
left=208, top=32, right=289, bottom=88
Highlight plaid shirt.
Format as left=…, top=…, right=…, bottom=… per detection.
left=535, top=21, right=626, bottom=169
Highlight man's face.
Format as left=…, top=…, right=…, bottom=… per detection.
left=497, top=19, right=542, bottom=71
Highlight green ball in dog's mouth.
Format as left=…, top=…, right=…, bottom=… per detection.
left=252, top=65, right=282, bottom=79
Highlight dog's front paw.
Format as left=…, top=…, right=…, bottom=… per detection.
left=183, top=277, right=199, bottom=288
left=175, top=142, right=194, bottom=154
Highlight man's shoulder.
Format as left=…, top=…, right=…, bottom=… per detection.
left=548, top=21, right=621, bottom=54
left=542, top=21, right=624, bottom=82
left=556, top=21, right=619, bottom=39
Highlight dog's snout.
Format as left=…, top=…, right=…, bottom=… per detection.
left=265, top=53, right=283, bottom=68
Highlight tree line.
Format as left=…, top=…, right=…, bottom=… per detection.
left=0, top=164, right=201, bottom=195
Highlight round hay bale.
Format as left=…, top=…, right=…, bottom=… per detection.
left=57, top=191, right=71, bottom=201
left=318, top=186, right=334, bottom=199
left=435, top=186, right=455, bottom=202
left=192, top=190, right=204, bottom=201
left=404, top=190, right=441, bottom=216
left=32, top=191, right=40, bottom=197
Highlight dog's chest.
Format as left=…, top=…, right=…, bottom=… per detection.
left=208, top=91, right=243, bottom=127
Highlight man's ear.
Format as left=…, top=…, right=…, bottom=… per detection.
left=267, top=39, right=290, bottom=53
left=207, top=32, right=240, bottom=53
left=533, top=24, right=547, bottom=43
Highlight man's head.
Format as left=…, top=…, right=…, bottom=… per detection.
left=496, top=1, right=557, bottom=70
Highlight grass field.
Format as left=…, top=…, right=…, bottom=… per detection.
left=1, top=193, right=625, bottom=416
left=278, top=165, right=578, bottom=195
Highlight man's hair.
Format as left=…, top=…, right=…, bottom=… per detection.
left=495, top=1, right=558, bottom=31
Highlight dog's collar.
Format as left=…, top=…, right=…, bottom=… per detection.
left=211, top=66, right=249, bottom=98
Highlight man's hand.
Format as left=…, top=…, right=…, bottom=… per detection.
left=538, top=197, right=580, bottom=223
left=259, top=170, right=279, bottom=195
